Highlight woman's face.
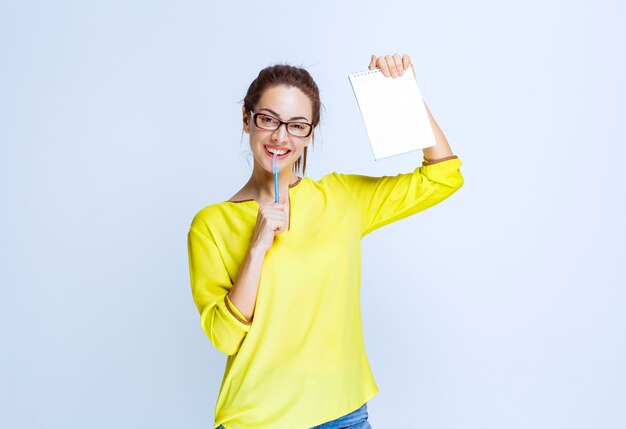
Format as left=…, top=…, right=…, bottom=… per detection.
left=243, top=85, right=313, bottom=176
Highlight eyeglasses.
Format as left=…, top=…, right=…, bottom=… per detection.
left=250, top=111, right=313, bottom=138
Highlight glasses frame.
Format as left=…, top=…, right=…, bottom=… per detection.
left=250, top=110, right=313, bottom=138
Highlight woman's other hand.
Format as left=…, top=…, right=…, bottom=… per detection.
left=250, top=199, right=289, bottom=254
left=368, top=53, right=415, bottom=79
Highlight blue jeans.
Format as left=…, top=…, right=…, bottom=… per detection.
left=216, top=402, right=372, bottom=429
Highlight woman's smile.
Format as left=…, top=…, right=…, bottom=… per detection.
left=264, top=145, right=292, bottom=159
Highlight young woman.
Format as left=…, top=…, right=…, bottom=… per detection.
left=187, top=53, right=464, bottom=429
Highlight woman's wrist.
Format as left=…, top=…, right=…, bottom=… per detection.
left=248, top=243, right=268, bottom=259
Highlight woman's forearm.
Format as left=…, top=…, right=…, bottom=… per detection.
left=422, top=101, right=455, bottom=161
left=227, top=245, right=266, bottom=322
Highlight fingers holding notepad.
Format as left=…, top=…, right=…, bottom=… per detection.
left=368, top=53, right=415, bottom=79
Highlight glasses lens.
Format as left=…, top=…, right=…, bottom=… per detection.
left=255, top=114, right=280, bottom=130
left=287, top=123, right=312, bottom=137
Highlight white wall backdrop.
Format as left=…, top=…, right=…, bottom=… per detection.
left=2, top=1, right=625, bottom=428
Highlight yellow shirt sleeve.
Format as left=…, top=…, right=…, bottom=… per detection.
left=187, top=226, right=251, bottom=356
left=331, top=156, right=464, bottom=236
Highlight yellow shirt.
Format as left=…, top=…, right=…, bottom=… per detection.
left=187, top=156, right=464, bottom=429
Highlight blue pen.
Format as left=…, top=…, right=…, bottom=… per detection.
left=273, top=153, right=279, bottom=203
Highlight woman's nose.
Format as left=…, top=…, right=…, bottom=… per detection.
left=271, top=123, right=289, bottom=143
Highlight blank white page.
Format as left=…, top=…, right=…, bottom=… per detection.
left=348, top=67, right=436, bottom=160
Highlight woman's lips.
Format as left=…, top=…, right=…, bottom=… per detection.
left=264, top=145, right=291, bottom=159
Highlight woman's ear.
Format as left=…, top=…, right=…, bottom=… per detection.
left=242, top=106, right=250, bottom=133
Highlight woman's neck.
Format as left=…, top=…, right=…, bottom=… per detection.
left=245, top=166, right=299, bottom=204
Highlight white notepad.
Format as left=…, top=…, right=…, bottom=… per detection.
left=348, top=67, right=436, bottom=160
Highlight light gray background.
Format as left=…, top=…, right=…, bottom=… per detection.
left=2, top=1, right=625, bottom=428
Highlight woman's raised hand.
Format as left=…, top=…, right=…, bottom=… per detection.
left=368, top=53, right=415, bottom=79
left=250, top=198, right=290, bottom=254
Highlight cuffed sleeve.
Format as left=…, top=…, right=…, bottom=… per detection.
left=332, top=155, right=464, bottom=236
left=225, top=293, right=250, bottom=324
left=188, top=226, right=251, bottom=356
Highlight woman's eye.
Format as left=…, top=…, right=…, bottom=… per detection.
left=291, top=123, right=305, bottom=130
left=261, top=116, right=275, bottom=123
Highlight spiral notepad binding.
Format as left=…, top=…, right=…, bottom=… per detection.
left=349, top=68, right=383, bottom=78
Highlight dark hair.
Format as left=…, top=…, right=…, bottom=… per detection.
left=242, top=64, right=322, bottom=176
